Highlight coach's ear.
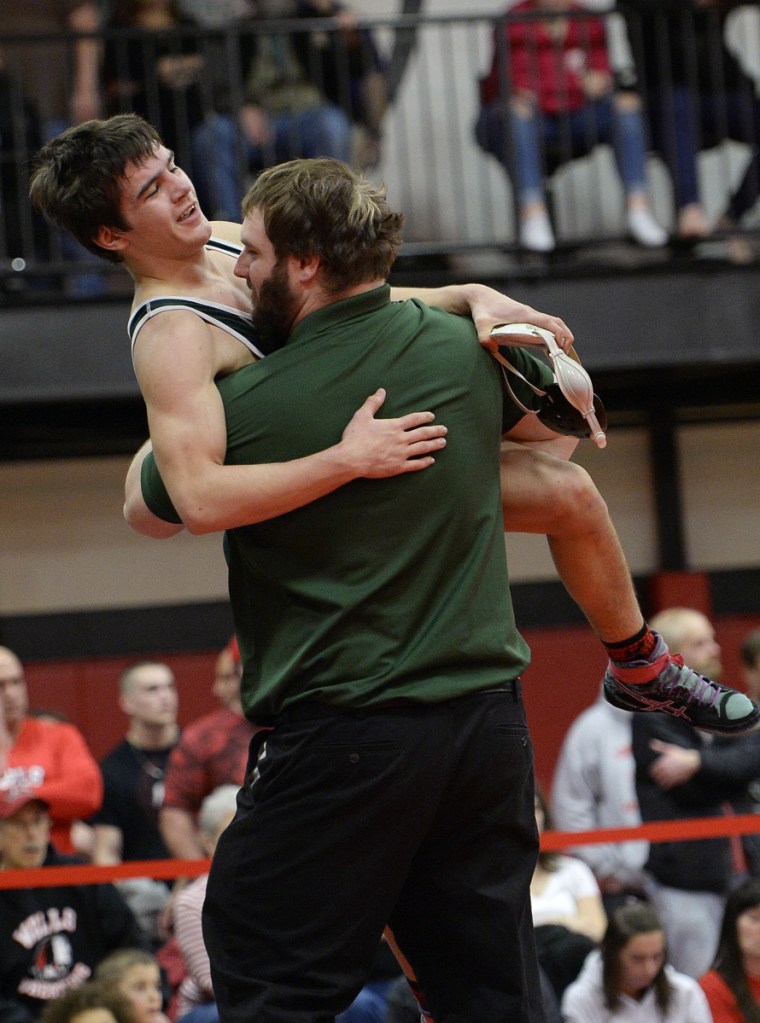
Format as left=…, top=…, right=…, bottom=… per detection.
left=93, top=225, right=128, bottom=254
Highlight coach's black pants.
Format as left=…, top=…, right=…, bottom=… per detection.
left=203, top=685, right=544, bottom=1023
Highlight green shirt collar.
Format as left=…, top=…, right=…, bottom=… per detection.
left=288, top=283, right=391, bottom=347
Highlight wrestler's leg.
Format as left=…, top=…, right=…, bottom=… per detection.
left=500, top=445, right=644, bottom=644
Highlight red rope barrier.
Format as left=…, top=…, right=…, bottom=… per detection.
left=3, top=813, right=760, bottom=889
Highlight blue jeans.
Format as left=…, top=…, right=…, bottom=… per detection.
left=645, top=83, right=760, bottom=218
left=477, top=97, right=650, bottom=206
left=191, top=104, right=353, bottom=222
left=336, top=979, right=395, bottom=1023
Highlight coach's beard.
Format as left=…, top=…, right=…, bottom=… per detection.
left=251, top=261, right=297, bottom=354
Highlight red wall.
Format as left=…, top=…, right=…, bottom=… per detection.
left=23, top=613, right=760, bottom=794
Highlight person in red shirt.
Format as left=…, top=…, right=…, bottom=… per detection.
left=476, top=0, right=665, bottom=252
left=700, top=878, right=760, bottom=1023
left=0, top=646, right=102, bottom=855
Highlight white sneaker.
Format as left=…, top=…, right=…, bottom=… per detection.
left=627, top=206, right=668, bottom=248
left=520, top=211, right=556, bottom=253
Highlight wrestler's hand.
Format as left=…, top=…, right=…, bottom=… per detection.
left=465, top=284, right=574, bottom=353
left=340, top=388, right=447, bottom=477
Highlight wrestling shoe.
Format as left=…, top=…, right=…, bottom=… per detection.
left=603, top=631, right=760, bottom=735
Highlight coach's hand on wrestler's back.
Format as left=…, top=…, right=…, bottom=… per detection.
left=340, top=388, right=447, bottom=478
left=468, top=288, right=574, bottom=353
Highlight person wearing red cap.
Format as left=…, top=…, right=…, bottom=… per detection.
left=0, top=793, right=147, bottom=1023
left=0, top=647, right=103, bottom=856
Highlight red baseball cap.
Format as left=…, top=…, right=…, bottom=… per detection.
left=0, top=793, right=50, bottom=821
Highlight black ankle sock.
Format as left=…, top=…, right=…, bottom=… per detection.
left=605, top=624, right=658, bottom=664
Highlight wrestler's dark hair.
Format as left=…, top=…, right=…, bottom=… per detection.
left=29, top=114, right=162, bottom=264
left=602, top=902, right=671, bottom=1014
left=242, top=158, right=404, bottom=292
left=711, top=877, right=760, bottom=1023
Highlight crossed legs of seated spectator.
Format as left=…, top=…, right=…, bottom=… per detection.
left=647, top=83, right=760, bottom=242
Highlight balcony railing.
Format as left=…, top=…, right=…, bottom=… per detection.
left=1, top=5, right=759, bottom=301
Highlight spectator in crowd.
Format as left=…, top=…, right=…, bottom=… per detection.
left=562, top=901, right=713, bottom=1023
left=0, top=53, right=47, bottom=265
left=532, top=784, right=607, bottom=999
left=1, top=1, right=103, bottom=293
left=476, top=0, right=667, bottom=252
left=173, top=784, right=238, bottom=1022
left=700, top=876, right=760, bottom=1023
left=741, top=630, right=760, bottom=704
left=618, top=0, right=760, bottom=246
left=94, top=950, right=169, bottom=1023
left=186, top=0, right=354, bottom=216
left=552, top=682, right=650, bottom=916
left=292, top=0, right=389, bottom=169
left=159, top=638, right=256, bottom=861
left=40, top=983, right=136, bottom=1023
left=0, top=646, right=103, bottom=856
left=632, top=607, right=760, bottom=978
left=90, top=662, right=180, bottom=948
left=102, top=0, right=242, bottom=221
left=0, top=793, right=148, bottom=1023
left=1, top=2, right=100, bottom=138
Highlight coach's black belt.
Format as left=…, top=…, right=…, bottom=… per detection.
left=277, top=679, right=521, bottom=722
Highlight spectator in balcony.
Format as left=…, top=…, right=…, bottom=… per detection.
left=0, top=793, right=148, bottom=1023
left=103, top=0, right=204, bottom=156
left=1, top=1, right=103, bottom=293
left=0, top=646, right=103, bottom=857
left=1, top=2, right=101, bottom=139
left=0, top=56, right=48, bottom=266
left=619, top=0, right=760, bottom=246
left=476, top=0, right=667, bottom=253
left=292, top=0, right=389, bottom=169
left=189, top=0, right=358, bottom=218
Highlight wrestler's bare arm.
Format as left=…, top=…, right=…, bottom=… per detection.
left=126, top=311, right=447, bottom=535
left=391, top=282, right=574, bottom=349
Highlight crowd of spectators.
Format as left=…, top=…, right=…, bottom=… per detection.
left=1, top=1, right=759, bottom=280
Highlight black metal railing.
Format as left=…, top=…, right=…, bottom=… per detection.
left=1, top=6, right=759, bottom=300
